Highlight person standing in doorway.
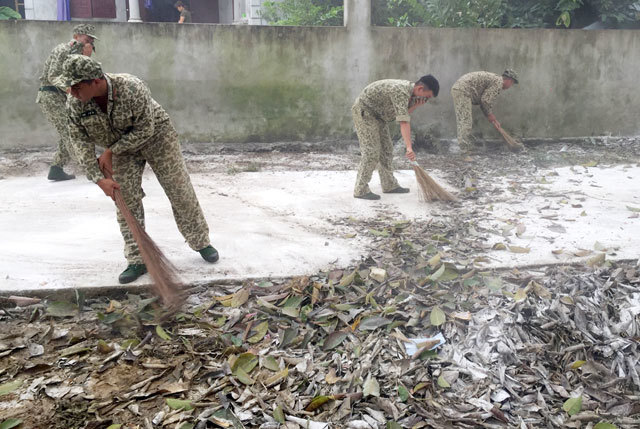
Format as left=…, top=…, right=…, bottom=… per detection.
left=37, top=24, right=97, bottom=181
left=174, top=1, right=192, bottom=23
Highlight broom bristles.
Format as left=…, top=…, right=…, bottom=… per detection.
left=497, top=127, right=524, bottom=151
left=102, top=165, right=183, bottom=308
left=114, top=192, right=184, bottom=308
left=412, top=164, right=457, bottom=202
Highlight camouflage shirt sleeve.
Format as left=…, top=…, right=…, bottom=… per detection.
left=480, top=79, right=502, bottom=116
left=68, top=112, right=103, bottom=183
left=109, top=81, right=156, bottom=155
left=392, top=87, right=411, bottom=123
left=46, top=43, right=72, bottom=91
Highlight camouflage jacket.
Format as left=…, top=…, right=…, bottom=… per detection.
left=39, top=41, right=84, bottom=90
left=354, top=79, right=413, bottom=123
left=452, top=71, right=503, bottom=116
left=67, top=73, right=173, bottom=183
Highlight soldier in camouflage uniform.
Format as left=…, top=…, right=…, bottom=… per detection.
left=58, top=55, right=219, bottom=284
left=37, top=24, right=97, bottom=181
left=352, top=75, right=440, bottom=200
left=450, top=69, right=519, bottom=152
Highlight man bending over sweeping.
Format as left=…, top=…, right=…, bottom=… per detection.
left=59, top=55, right=219, bottom=284
left=352, top=75, right=440, bottom=200
left=451, top=69, right=518, bottom=153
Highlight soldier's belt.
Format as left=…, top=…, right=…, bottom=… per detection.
left=39, top=86, right=64, bottom=93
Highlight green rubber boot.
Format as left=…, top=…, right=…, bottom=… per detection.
left=48, top=165, right=75, bottom=181
left=118, top=264, right=147, bottom=284
left=384, top=186, right=410, bottom=194
left=354, top=192, right=381, bottom=200
left=198, top=245, right=219, bottom=263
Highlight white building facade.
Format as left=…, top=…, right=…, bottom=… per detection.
left=20, top=0, right=277, bottom=25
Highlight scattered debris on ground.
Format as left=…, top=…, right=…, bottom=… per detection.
left=1, top=214, right=638, bottom=428
left=1, top=137, right=639, bottom=179
left=1, top=138, right=639, bottom=428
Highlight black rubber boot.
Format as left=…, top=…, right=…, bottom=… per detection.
left=354, top=192, right=381, bottom=200
left=198, top=245, right=219, bottom=263
left=118, top=264, right=147, bottom=284
left=384, top=186, right=410, bottom=194
left=48, top=165, right=75, bottom=181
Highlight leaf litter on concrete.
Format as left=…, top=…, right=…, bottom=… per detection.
left=1, top=139, right=640, bottom=428
left=1, top=213, right=639, bottom=428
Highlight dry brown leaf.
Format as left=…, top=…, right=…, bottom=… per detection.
left=508, top=245, right=531, bottom=254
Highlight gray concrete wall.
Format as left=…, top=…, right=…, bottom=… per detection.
left=1, top=19, right=639, bottom=150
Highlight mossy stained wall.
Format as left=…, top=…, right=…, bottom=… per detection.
left=1, top=20, right=639, bottom=149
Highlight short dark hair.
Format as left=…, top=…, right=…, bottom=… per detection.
left=416, top=75, right=439, bottom=97
left=73, top=77, right=104, bottom=88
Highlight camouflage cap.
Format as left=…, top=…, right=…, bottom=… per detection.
left=58, top=54, right=104, bottom=88
left=72, top=23, right=98, bottom=40
left=502, top=69, right=519, bottom=84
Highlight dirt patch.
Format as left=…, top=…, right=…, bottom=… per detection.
left=2, top=138, right=639, bottom=180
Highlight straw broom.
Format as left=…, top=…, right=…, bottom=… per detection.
left=410, top=160, right=457, bottom=202
left=101, top=165, right=184, bottom=309
left=495, top=125, right=524, bottom=152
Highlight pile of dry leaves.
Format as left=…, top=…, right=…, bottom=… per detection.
left=2, top=138, right=640, bottom=428
left=1, top=211, right=639, bottom=428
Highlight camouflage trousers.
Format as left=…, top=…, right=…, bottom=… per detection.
left=352, top=104, right=400, bottom=196
left=451, top=88, right=473, bottom=151
left=112, top=127, right=211, bottom=264
left=37, top=90, right=76, bottom=167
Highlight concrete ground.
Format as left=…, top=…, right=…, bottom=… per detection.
left=1, top=148, right=639, bottom=295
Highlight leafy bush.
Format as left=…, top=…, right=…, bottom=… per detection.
left=258, top=0, right=640, bottom=28
left=372, top=0, right=640, bottom=28
left=373, top=0, right=511, bottom=28
left=260, top=0, right=343, bottom=26
left=591, top=0, right=640, bottom=24
left=0, top=6, right=22, bottom=20
left=422, top=0, right=504, bottom=28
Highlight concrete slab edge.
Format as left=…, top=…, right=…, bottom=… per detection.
left=2, top=259, right=636, bottom=301
left=0, top=275, right=293, bottom=301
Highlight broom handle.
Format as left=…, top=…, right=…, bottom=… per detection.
left=98, top=163, right=131, bottom=223
left=98, top=158, right=184, bottom=308
left=101, top=161, right=114, bottom=181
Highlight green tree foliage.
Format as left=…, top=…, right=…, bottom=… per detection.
left=259, top=0, right=639, bottom=28
left=260, top=0, right=343, bottom=26
left=372, top=0, right=504, bottom=28
left=555, top=0, right=585, bottom=27
left=371, top=0, right=640, bottom=28
left=422, top=0, right=504, bottom=28
left=502, top=0, right=562, bottom=28
left=591, top=0, right=640, bottom=24
left=0, top=6, right=22, bottom=20
left=371, top=0, right=427, bottom=27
